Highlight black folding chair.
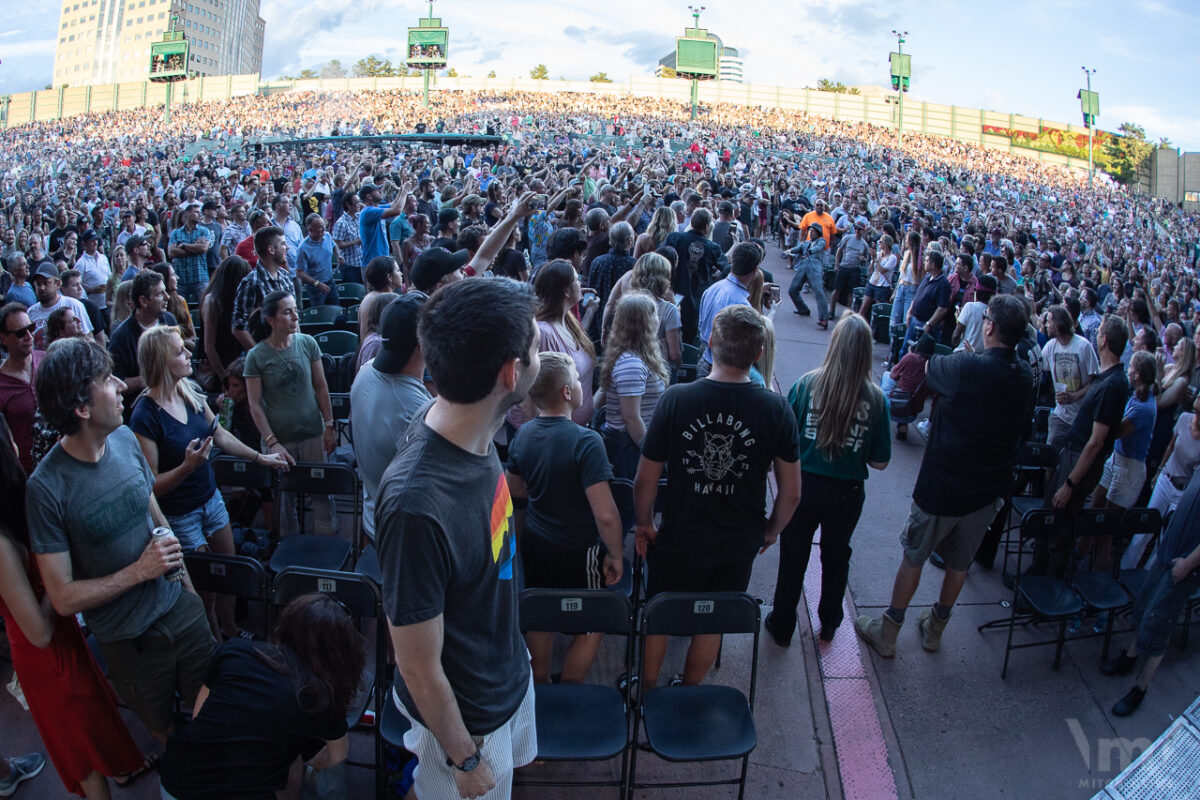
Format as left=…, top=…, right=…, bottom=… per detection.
left=272, top=567, right=389, bottom=800
left=1069, top=508, right=1130, bottom=659
left=211, top=455, right=276, bottom=532
left=515, top=589, right=634, bottom=792
left=1032, top=406, right=1052, bottom=443
left=627, top=592, right=760, bottom=800
left=329, top=392, right=352, bottom=443
left=184, top=552, right=270, bottom=637
left=998, top=441, right=1061, bottom=567
left=978, top=509, right=1083, bottom=678
left=271, top=463, right=358, bottom=574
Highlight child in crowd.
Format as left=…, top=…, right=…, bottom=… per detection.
left=882, top=334, right=936, bottom=441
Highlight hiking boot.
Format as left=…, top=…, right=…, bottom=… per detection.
left=855, top=612, right=902, bottom=658
left=918, top=607, right=949, bottom=652
left=1112, top=686, right=1146, bottom=717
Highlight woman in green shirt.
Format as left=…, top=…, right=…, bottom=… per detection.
left=244, top=290, right=337, bottom=536
left=766, top=314, right=891, bottom=645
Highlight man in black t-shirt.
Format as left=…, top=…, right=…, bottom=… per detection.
left=664, top=209, right=731, bottom=346
left=857, top=295, right=1032, bottom=658
left=376, top=278, right=539, bottom=800
left=635, top=306, right=801, bottom=688
left=1033, top=314, right=1130, bottom=577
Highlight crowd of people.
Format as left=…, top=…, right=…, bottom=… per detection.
left=0, top=85, right=1198, bottom=798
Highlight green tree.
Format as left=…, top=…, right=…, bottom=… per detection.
left=487, top=70, right=497, bottom=78
left=297, top=68, right=319, bottom=80
left=353, top=55, right=394, bottom=77
left=1102, top=122, right=1153, bottom=186
left=320, top=59, right=348, bottom=79
left=589, top=72, right=612, bottom=83
left=447, top=67, right=459, bottom=77
left=530, top=63, right=549, bottom=80
left=393, top=64, right=412, bottom=77
left=659, top=66, right=677, bottom=79
left=815, top=78, right=860, bottom=95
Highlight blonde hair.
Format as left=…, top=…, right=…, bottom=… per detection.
left=644, top=207, right=677, bottom=251
left=111, top=280, right=134, bottom=327
left=747, top=269, right=766, bottom=312
left=806, top=313, right=883, bottom=461
left=137, top=325, right=206, bottom=413
left=630, top=253, right=672, bottom=300
left=528, top=351, right=575, bottom=409
left=757, top=317, right=777, bottom=389
left=601, top=292, right=670, bottom=389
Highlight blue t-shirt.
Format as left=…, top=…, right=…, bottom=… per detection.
left=129, top=394, right=218, bottom=516
left=358, top=205, right=388, bottom=263
left=1114, top=392, right=1156, bottom=461
left=4, top=283, right=36, bottom=307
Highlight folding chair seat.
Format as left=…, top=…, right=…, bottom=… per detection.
left=272, top=567, right=389, bottom=799
left=337, top=282, right=366, bottom=307
left=271, top=463, right=359, bottom=573
left=978, top=509, right=1082, bottom=679
left=1069, top=509, right=1130, bottom=658
left=315, top=330, right=359, bottom=358
left=515, top=589, right=634, bottom=791
left=301, top=304, right=342, bottom=335
left=628, top=592, right=761, bottom=800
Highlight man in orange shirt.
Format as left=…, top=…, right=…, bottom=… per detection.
left=799, top=199, right=837, bottom=247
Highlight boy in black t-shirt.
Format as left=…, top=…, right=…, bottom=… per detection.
left=634, top=305, right=801, bottom=688
left=506, top=351, right=623, bottom=685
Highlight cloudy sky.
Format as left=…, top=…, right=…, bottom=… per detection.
left=2, top=0, right=1198, bottom=149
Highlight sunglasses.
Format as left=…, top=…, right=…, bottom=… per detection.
left=4, top=323, right=36, bottom=338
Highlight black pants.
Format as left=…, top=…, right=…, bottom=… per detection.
left=771, top=472, right=865, bottom=633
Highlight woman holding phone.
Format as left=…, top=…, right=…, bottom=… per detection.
left=131, top=325, right=287, bottom=639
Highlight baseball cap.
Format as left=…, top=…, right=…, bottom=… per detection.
left=372, top=295, right=425, bottom=374
left=437, top=207, right=460, bottom=228
left=410, top=247, right=471, bottom=293
left=33, top=262, right=59, bottom=281
left=80, top=229, right=99, bottom=242
left=975, top=274, right=999, bottom=297
left=125, top=234, right=147, bottom=251
left=853, top=218, right=867, bottom=230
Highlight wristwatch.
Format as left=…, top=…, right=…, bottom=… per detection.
left=1065, top=477, right=1077, bottom=489
left=447, top=748, right=481, bottom=772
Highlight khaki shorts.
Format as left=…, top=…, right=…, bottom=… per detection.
left=900, top=498, right=1003, bottom=572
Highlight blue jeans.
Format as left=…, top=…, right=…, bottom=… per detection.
left=891, top=283, right=916, bottom=327
left=305, top=280, right=341, bottom=308
left=341, top=264, right=362, bottom=284
left=789, top=258, right=829, bottom=320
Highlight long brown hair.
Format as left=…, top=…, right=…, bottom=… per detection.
left=806, top=314, right=884, bottom=461
left=257, top=593, right=368, bottom=716
left=601, top=292, right=669, bottom=389
left=533, top=259, right=594, bottom=357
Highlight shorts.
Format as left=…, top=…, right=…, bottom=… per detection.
left=645, top=538, right=761, bottom=598
left=165, top=490, right=231, bottom=552
left=834, top=266, right=861, bottom=296
left=899, top=498, right=1003, bottom=572
left=1131, top=558, right=1200, bottom=657
left=522, top=532, right=605, bottom=590
left=398, top=672, right=536, bottom=800
left=1098, top=452, right=1147, bottom=508
left=864, top=283, right=892, bottom=302
left=98, top=591, right=215, bottom=736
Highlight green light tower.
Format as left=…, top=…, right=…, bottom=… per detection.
left=675, top=5, right=718, bottom=121
left=1079, top=67, right=1099, bottom=186
left=148, top=15, right=190, bottom=124
left=889, top=29, right=911, bottom=147
left=406, top=0, right=449, bottom=108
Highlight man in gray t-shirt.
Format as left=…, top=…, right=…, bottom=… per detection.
left=350, top=295, right=432, bottom=540
left=27, top=339, right=214, bottom=738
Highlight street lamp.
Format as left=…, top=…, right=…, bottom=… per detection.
left=889, top=30, right=910, bottom=147
left=1079, top=66, right=1099, bottom=186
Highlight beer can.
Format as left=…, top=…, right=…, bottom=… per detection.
left=152, top=526, right=185, bottom=582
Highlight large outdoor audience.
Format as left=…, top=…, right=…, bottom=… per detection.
left=0, top=87, right=1198, bottom=800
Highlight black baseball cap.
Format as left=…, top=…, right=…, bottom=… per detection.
left=410, top=247, right=471, bottom=293
left=372, top=295, right=425, bottom=374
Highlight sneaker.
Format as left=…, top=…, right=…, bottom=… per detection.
left=1092, top=611, right=1110, bottom=635
left=763, top=611, right=793, bottom=648
left=1067, top=612, right=1085, bottom=635
left=0, top=753, right=44, bottom=797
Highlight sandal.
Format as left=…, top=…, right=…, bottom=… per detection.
left=114, top=755, right=159, bottom=789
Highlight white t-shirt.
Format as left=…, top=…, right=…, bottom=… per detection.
left=28, top=294, right=93, bottom=345
left=954, top=301, right=987, bottom=354
left=1041, top=334, right=1100, bottom=424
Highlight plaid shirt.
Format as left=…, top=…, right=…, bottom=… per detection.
left=332, top=211, right=363, bottom=269
left=220, top=220, right=252, bottom=254
left=232, top=263, right=298, bottom=331
left=169, top=224, right=213, bottom=288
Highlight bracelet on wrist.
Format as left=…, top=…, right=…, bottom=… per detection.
left=265, top=434, right=278, bottom=447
